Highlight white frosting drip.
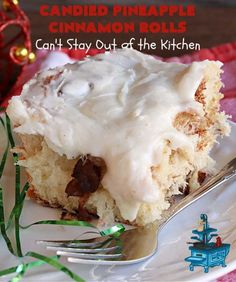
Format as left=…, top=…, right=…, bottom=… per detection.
left=7, top=49, right=220, bottom=221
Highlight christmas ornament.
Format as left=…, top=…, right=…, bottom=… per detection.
left=0, top=0, right=35, bottom=96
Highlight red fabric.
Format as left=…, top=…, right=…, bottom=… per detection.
left=1, top=42, right=236, bottom=280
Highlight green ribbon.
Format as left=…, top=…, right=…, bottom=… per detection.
left=20, top=220, right=95, bottom=229
left=6, top=114, right=16, bottom=148
left=7, top=182, right=29, bottom=230
left=0, top=115, right=8, bottom=179
left=0, top=117, right=5, bottom=128
left=20, top=219, right=125, bottom=239
left=100, top=223, right=125, bottom=238
left=0, top=116, right=15, bottom=254
left=0, top=258, right=55, bottom=282
left=25, top=252, right=85, bottom=282
left=6, top=114, right=23, bottom=257
left=0, top=140, right=9, bottom=179
left=0, top=250, right=85, bottom=282
left=0, top=187, right=15, bottom=254
left=0, top=114, right=126, bottom=281
left=0, top=254, right=85, bottom=282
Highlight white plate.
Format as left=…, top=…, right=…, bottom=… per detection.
left=0, top=121, right=236, bottom=282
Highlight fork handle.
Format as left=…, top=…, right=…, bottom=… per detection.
left=162, top=157, right=236, bottom=227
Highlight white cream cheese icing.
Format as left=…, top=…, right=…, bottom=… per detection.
left=7, top=49, right=222, bottom=221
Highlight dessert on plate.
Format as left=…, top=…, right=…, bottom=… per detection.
left=7, top=49, right=230, bottom=226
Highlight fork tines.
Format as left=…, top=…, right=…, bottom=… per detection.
left=57, top=250, right=122, bottom=260
left=36, top=238, right=107, bottom=248
left=47, top=245, right=120, bottom=253
left=36, top=236, right=123, bottom=261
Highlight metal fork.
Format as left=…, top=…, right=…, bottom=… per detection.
left=37, top=157, right=236, bottom=265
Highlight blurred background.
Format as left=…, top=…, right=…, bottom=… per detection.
left=19, top=0, right=236, bottom=57
left=2, top=0, right=236, bottom=60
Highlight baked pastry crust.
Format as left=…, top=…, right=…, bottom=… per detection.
left=7, top=49, right=230, bottom=226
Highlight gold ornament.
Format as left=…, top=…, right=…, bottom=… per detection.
left=3, top=0, right=19, bottom=11
left=28, top=52, right=36, bottom=63
left=2, top=1, right=10, bottom=10
left=14, top=46, right=29, bottom=62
